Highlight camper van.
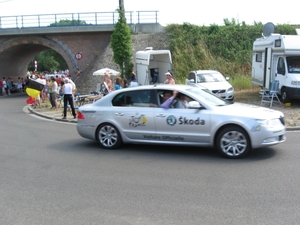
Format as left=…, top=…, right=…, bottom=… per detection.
left=135, top=47, right=172, bottom=85
left=252, top=25, right=300, bottom=103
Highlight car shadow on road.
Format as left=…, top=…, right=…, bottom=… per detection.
left=53, top=139, right=277, bottom=162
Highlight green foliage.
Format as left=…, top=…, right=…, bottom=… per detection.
left=50, top=19, right=86, bottom=26
left=111, top=8, right=133, bottom=79
left=28, top=50, right=68, bottom=72
left=165, top=20, right=300, bottom=87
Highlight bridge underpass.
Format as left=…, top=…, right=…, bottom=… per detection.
left=0, top=31, right=112, bottom=80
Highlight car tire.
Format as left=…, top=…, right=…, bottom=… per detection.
left=281, top=88, right=290, bottom=103
left=97, top=123, right=122, bottom=149
left=216, top=126, right=250, bottom=159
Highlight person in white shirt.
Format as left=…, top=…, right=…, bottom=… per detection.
left=62, top=78, right=76, bottom=119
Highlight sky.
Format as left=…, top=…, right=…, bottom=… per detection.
left=0, top=0, right=299, bottom=26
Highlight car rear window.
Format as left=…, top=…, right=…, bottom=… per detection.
left=112, top=90, right=157, bottom=107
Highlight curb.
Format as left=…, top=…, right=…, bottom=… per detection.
left=27, top=106, right=77, bottom=124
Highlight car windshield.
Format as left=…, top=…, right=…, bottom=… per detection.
left=196, top=72, right=226, bottom=83
left=186, top=87, right=229, bottom=106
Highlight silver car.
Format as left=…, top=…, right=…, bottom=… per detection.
left=76, top=84, right=286, bottom=159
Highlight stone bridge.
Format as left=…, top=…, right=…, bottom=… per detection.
left=0, top=11, right=165, bottom=85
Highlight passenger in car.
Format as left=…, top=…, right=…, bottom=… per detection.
left=174, top=93, right=190, bottom=109
left=160, top=90, right=178, bottom=108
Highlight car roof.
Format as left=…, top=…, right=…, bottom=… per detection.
left=123, top=84, right=201, bottom=91
left=195, top=70, right=220, bottom=73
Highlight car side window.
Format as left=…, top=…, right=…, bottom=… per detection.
left=112, top=90, right=158, bottom=107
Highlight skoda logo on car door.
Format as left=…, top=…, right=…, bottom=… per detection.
left=166, top=115, right=177, bottom=126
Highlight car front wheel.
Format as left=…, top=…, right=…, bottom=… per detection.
left=216, top=126, right=250, bottom=159
left=281, top=88, right=290, bottom=103
left=97, top=123, right=122, bottom=149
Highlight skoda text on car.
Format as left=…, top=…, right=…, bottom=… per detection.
left=76, top=85, right=286, bottom=159
left=187, top=70, right=234, bottom=100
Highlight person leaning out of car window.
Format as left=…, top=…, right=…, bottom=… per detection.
left=164, top=72, right=175, bottom=84
left=160, top=90, right=178, bottom=108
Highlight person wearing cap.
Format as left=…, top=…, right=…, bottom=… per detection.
left=164, top=72, right=175, bottom=84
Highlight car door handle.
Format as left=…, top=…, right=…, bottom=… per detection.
left=115, top=113, right=124, bottom=116
left=156, top=114, right=166, bottom=118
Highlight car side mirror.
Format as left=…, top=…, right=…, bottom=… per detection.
left=188, top=101, right=202, bottom=109
left=189, top=79, right=195, bottom=83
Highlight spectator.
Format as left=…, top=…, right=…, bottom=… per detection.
left=99, top=72, right=112, bottom=96
left=129, top=72, right=139, bottom=87
left=17, top=77, right=22, bottom=92
left=0, top=77, right=3, bottom=95
left=2, top=77, right=7, bottom=95
left=122, top=78, right=128, bottom=88
left=62, top=78, right=76, bottom=119
left=115, top=76, right=123, bottom=90
left=164, top=72, right=175, bottom=84
left=7, top=78, right=12, bottom=95
left=48, top=76, right=58, bottom=110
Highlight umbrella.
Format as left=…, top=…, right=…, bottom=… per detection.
left=93, top=68, right=120, bottom=76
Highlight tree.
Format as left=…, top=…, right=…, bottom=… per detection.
left=28, top=50, right=68, bottom=72
left=49, top=19, right=86, bottom=27
left=110, top=2, right=133, bottom=79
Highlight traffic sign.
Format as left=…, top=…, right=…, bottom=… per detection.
left=75, top=52, right=83, bottom=60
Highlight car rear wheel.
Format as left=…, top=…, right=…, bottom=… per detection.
left=97, top=123, right=122, bottom=149
left=216, top=126, right=250, bottom=159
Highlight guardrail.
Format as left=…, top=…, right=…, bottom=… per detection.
left=0, top=11, right=159, bottom=29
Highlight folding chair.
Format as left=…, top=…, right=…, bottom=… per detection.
left=260, top=80, right=282, bottom=107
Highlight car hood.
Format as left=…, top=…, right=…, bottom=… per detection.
left=194, top=82, right=232, bottom=90
left=221, top=102, right=284, bottom=119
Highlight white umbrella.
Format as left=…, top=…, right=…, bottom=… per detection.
left=93, top=68, right=120, bottom=76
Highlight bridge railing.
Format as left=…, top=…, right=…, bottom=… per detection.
left=0, top=11, right=159, bottom=29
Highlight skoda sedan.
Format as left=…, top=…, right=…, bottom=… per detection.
left=76, top=84, right=286, bottom=159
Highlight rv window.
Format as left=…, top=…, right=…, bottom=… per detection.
left=256, top=53, right=262, bottom=62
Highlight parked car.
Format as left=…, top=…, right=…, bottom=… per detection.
left=186, top=70, right=234, bottom=100
left=76, top=84, right=286, bottom=159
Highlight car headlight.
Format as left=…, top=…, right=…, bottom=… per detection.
left=251, top=119, right=282, bottom=131
left=228, top=87, right=234, bottom=91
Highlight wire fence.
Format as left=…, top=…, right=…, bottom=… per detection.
left=0, top=11, right=159, bottom=29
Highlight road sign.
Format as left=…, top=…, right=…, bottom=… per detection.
left=75, top=52, right=83, bottom=60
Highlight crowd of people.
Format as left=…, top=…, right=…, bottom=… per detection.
left=1, top=69, right=180, bottom=118
left=0, top=77, right=27, bottom=95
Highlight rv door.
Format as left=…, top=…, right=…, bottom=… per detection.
left=263, top=48, right=272, bottom=89
left=276, top=57, right=286, bottom=91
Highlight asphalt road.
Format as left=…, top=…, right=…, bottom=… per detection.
left=1, top=94, right=300, bottom=225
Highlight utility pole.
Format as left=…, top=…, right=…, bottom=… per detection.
left=119, top=0, right=125, bottom=11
